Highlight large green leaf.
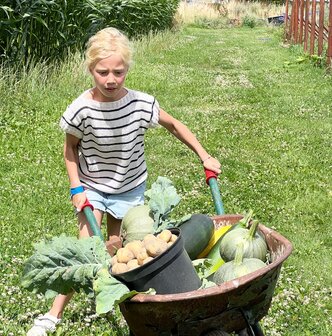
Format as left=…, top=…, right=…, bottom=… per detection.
left=144, top=176, right=181, bottom=229
left=93, top=268, right=135, bottom=314
left=22, top=235, right=111, bottom=297
left=93, top=268, right=156, bottom=314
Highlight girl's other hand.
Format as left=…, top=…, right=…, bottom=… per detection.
left=203, top=156, right=221, bottom=175
left=72, top=192, right=87, bottom=212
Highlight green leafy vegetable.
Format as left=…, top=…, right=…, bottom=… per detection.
left=155, top=214, right=192, bottom=232
left=192, top=258, right=213, bottom=280
left=21, top=235, right=111, bottom=298
left=144, top=176, right=181, bottom=230
left=22, top=235, right=156, bottom=314
left=192, top=259, right=216, bottom=288
left=93, top=268, right=156, bottom=314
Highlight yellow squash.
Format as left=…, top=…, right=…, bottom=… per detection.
left=197, top=225, right=232, bottom=258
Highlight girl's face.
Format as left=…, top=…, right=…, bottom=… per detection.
left=90, top=54, right=128, bottom=102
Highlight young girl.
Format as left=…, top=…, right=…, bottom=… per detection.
left=27, top=27, right=221, bottom=336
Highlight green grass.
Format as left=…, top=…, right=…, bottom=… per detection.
left=0, top=26, right=331, bottom=335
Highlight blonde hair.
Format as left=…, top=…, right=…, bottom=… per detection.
left=85, top=27, right=133, bottom=70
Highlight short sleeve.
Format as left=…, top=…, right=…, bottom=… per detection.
left=59, top=104, right=84, bottom=139
left=150, top=98, right=160, bottom=128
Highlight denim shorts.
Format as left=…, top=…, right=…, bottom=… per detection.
left=85, top=182, right=146, bottom=219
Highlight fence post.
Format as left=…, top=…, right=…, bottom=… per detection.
left=317, top=0, right=325, bottom=56
left=299, top=0, right=305, bottom=43
left=328, top=1, right=332, bottom=67
left=285, top=0, right=290, bottom=40
left=289, top=0, right=295, bottom=41
left=304, top=0, right=310, bottom=52
left=294, top=0, right=299, bottom=43
left=309, top=0, right=317, bottom=55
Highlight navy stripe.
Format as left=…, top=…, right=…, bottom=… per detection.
left=81, top=140, right=144, bottom=153
left=87, top=151, right=144, bottom=167
left=82, top=158, right=145, bottom=176
left=70, top=99, right=153, bottom=121
left=81, top=131, right=146, bottom=143
left=82, top=121, right=149, bottom=135
left=61, top=116, right=83, bottom=133
left=80, top=109, right=152, bottom=124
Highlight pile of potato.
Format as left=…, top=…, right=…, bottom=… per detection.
left=111, top=229, right=177, bottom=274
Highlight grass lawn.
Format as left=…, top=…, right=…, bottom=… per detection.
left=0, top=25, right=331, bottom=335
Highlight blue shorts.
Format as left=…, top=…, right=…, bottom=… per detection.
left=85, top=182, right=146, bottom=219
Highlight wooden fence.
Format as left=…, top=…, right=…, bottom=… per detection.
left=285, top=0, right=332, bottom=67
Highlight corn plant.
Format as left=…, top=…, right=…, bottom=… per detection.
left=0, top=0, right=180, bottom=68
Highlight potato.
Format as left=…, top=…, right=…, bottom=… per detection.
left=116, top=247, right=134, bottom=264
left=127, top=259, right=139, bottom=270
left=111, top=255, right=118, bottom=266
left=142, top=256, right=154, bottom=264
left=137, top=247, right=149, bottom=265
left=143, top=233, right=157, bottom=246
left=157, top=229, right=172, bottom=243
left=112, top=262, right=129, bottom=274
left=170, top=234, right=177, bottom=242
left=145, top=239, right=168, bottom=257
left=126, top=240, right=144, bottom=258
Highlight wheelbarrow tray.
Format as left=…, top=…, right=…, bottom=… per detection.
left=119, top=214, right=293, bottom=336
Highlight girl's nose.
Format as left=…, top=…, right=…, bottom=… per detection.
left=107, top=75, right=116, bottom=85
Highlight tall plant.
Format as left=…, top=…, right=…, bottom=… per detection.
left=0, top=0, right=180, bottom=68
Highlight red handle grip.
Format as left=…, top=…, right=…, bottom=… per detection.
left=204, top=168, right=218, bottom=185
left=81, top=198, right=94, bottom=211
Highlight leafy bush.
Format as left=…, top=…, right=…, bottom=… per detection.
left=0, top=0, right=180, bottom=68
left=242, top=15, right=257, bottom=28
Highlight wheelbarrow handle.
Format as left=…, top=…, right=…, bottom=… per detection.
left=81, top=199, right=104, bottom=241
left=204, top=169, right=225, bottom=216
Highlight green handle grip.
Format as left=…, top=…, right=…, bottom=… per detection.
left=204, top=169, right=225, bottom=215
left=81, top=200, right=104, bottom=241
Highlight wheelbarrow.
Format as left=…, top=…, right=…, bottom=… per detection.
left=82, top=170, right=293, bottom=336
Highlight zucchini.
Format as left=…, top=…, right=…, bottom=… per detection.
left=179, top=214, right=214, bottom=260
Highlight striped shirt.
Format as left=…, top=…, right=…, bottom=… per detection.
left=59, top=88, right=160, bottom=194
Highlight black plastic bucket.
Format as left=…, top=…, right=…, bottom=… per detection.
left=111, top=228, right=201, bottom=294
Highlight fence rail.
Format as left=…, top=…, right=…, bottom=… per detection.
left=285, top=0, right=332, bottom=67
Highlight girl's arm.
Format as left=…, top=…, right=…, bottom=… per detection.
left=158, top=108, right=221, bottom=174
left=64, top=133, right=86, bottom=210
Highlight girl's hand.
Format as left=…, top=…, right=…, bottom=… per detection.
left=72, top=192, right=87, bottom=212
left=202, top=156, right=221, bottom=174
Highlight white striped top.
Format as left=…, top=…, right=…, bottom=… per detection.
left=59, top=88, right=160, bottom=194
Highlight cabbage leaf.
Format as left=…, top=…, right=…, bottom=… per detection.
left=144, top=176, right=181, bottom=229
left=22, top=235, right=155, bottom=314
left=93, top=268, right=155, bottom=314
left=22, top=235, right=112, bottom=298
